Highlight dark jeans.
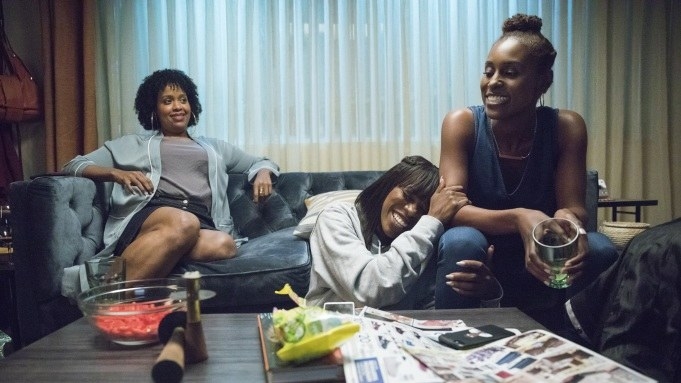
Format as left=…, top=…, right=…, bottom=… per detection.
left=435, top=226, right=619, bottom=331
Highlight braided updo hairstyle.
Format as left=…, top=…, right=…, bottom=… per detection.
left=497, top=14, right=557, bottom=91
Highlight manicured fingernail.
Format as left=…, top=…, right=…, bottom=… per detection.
left=544, top=268, right=551, bottom=274
left=456, top=261, right=465, bottom=266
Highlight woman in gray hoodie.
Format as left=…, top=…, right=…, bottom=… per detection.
left=305, top=155, right=500, bottom=310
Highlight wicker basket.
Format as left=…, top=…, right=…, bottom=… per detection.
left=599, top=221, right=650, bottom=250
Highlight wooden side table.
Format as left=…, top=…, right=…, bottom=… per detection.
left=597, top=199, right=658, bottom=222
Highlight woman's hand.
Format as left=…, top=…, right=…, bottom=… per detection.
left=111, top=169, right=154, bottom=195
left=445, top=245, right=500, bottom=300
left=552, top=210, right=589, bottom=284
left=520, top=210, right=589, bottom=286
left=428, top=177, right=471, bottom=224
left=518, top=209, right=554, bottom=284
left=252, top=169, right=274, bottom=203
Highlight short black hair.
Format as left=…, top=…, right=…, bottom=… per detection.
left=355, top=155, right=440, bottom=248
left=134, top=69, right=202, bottom=130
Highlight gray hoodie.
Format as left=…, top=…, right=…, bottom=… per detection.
left=305, top=202, right=443, bottom=309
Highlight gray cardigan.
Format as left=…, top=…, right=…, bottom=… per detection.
left=61, top=130, right=279, bottom=297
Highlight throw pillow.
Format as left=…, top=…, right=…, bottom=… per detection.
left=293, top=190, right=361, bottom=239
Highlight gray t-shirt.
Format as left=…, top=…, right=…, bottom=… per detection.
left=158, top=137, right=212, bottom=212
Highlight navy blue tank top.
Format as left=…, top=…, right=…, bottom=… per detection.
left=467, top=105, right=558, bottom=216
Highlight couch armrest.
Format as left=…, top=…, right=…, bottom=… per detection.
left=9, top=176, right=106, bottom=345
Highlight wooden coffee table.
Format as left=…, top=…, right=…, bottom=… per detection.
left=0, top=308, right=545, bottom=382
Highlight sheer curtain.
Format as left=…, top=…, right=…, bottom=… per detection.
left=94, top=0, right=567, bottom=170
left=95, top=0, right=679, bottom=225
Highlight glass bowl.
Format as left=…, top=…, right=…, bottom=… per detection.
left=77, top=278, right=188, bottom=346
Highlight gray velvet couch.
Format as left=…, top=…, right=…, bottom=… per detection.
left=8, top=170, right=600, bottom=347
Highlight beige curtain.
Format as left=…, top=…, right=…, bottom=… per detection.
left=92, top=0, right=679, bottom=226
left=39, top=0, right=96, bottom=172
left=575, top=0, right=680, bottom=226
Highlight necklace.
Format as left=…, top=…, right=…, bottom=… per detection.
left=489, top=116, right=537, bottom=161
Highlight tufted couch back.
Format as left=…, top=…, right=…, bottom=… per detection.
left=7, top=171, right=384, bottom=346
left=226, top=171, right=384, bottom=238
left=8, top=169, right=598, bottom=347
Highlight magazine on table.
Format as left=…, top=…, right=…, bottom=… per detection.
left=340, top=316, right=445, bottom=383
left=258, top=306, right=656, bottom=383
left=388, top=325, right=657, bottom=383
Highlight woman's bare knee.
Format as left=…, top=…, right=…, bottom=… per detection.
left=187, top=230, right=237, bottom=262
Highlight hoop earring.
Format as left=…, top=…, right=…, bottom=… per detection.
left=150, top=113, right=155, bottom=129
left=540, top=94, right=545, bottom=107
left=192, top=112, right=198, bottom=125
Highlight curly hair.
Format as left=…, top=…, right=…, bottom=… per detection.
left=496, top=14, right=557, bottom=90
left=134, top=69, right=203, bottom=131
left=355, top=155, right=440, bottom=249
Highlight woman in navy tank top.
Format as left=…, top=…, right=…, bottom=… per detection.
left=436, top=14, right=618, bottom=331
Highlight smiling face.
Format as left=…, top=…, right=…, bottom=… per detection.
left=157, top=85, right=191, bottom=137
left=480, top=37, right=545, bottom=120
left=379, top=186, right=428, bottom=239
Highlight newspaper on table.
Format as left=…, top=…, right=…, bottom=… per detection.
left=341, top=307, right=656, bottom=383
left=341, top=316, right=446, bottom=383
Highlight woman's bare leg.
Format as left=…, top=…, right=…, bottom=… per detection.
left=121, top=207, right=201, bottom=280
left=186, top=230, right=237, bottom=262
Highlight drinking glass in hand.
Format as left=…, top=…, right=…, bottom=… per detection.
left=85, top=257, right=126, bottom=288
left=532, top=218, right=579, bottom=289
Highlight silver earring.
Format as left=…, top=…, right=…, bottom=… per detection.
left=192, top=112, right=198, bottom=124
left=150, top=113, right=154, bottom=129
left=540, top=94, right=545, bottom=107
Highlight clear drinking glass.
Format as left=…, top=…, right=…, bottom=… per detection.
left=85, top=257, right=126, bottom=288
left=532, top=218, right=579, bottom=289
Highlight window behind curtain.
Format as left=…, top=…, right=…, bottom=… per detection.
left=95, top=0, right=574, bottom=171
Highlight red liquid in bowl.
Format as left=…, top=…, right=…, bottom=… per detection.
left=90, top=302, right=183, bottom=345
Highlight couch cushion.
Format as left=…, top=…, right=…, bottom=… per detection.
left=171, top=226, right=310, bottom=308
left=293, top=190, right=361, bottom=239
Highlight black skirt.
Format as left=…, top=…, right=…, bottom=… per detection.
left=113, top=193, right=216, bottom=257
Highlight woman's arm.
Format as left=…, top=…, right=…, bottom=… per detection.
left=439, top=108, right=533, bottom=235
left=309, top=204, right=443, bottom=308
left=62, top=137, right=154, bottom=195
left=208, top=138, right=279, bottom=202
left=553, top=109, right=588, bottom=227
left=553, top=109, right=590, bottom=277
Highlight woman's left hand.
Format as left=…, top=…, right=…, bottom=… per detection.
left=562, top=227, right=588, bottom=284
left=445, top=245, right=501, bottom=300
left=553, top=211, right=589, bottom=285
left=253, top=169, right=274, bottom=203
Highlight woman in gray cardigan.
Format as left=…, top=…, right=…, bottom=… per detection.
left=63, top=69, right=279, bottom=280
